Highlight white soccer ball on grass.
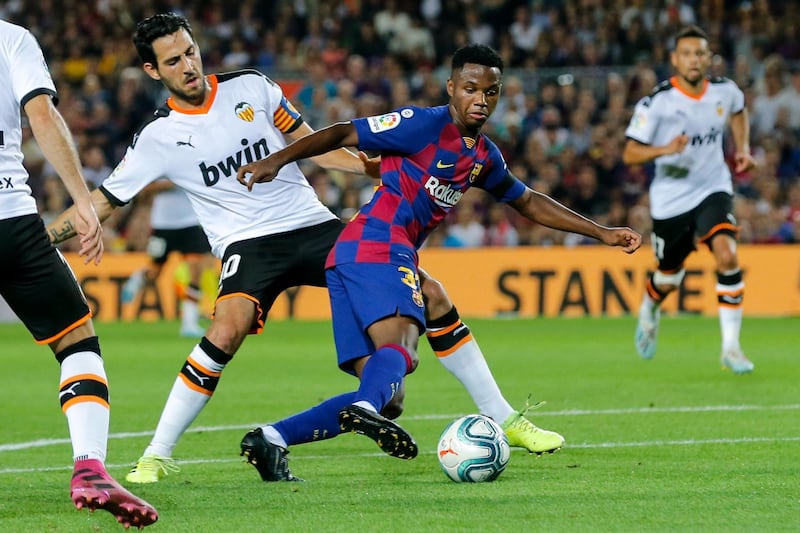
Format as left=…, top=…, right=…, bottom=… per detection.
left=437, top=414, right=510, bottom=483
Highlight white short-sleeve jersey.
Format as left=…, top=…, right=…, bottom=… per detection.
left=0, top=20, right=57, bottom=220
left=150, top=183, right=198, bottom=230
left=625, top=76, right=745, bottom=220
left=100, top=70, right=336, bottom=258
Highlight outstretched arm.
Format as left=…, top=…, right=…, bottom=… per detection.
left=284, top=121, right=366, bottom=174
left=237, top=122, right=360, bottom=190
left=25, top=94, right=104, bottom=264
left=509, top=188, right=641, bottom=253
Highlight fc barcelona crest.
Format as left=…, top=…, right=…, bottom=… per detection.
left=469, top=162, right=483, bottom=183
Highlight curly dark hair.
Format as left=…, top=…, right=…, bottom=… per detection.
left=451, top=44, right=504, bottom=73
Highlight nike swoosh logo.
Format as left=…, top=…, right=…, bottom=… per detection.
left=436, top=161, right=454, bottom=169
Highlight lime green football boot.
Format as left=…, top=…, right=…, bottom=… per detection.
left=501, top=400, right=565, bottom=455
left=125, top=455, right=179, bottom=484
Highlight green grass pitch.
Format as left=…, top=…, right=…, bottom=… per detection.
left=0, top=316, right=798, bottom=532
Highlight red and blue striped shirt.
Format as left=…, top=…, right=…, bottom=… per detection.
left=326, top=105, right=526, bottom=268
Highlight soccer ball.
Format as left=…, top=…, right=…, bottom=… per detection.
left=437, top=414, right=510, bottom=483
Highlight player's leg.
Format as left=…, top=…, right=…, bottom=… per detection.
left=126, top=296, right=250, bottom=483
left=244, top=381, right=412, bottom=479
left=177, top=226, right=213, bottom=337
left=636, top=212, right=693, bottom=360
left=121, top=232, right=166, bottom=304
left=54, top=327, right=158, bottom=527
left=241, top=267, right=416, bottom=479
left=128, top=237, right=264, bottom=483
left=350, top=316, right=419, bottom=416
left=120, top=262, right=160, bottom=304
left=635, top=268, right=681, bottom=360
left=236, top=220, right=358, bottom=479
left=1, top=214, right=157, bottom=527
left=332, top=263, right=421, bottom=459
left=420, top=270, right=564, bottom=454
left=179, top=252, right=206, bottom=337
left=241, top=391, right=356, bottom=481
left=697, top=193, right=752, bottom=374
left=710, top=233, right=751, bottom=372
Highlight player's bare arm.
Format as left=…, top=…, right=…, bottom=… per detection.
left=24, top=93, right=104, bottom=265
left=729, top=109, right=756, bottom=173
left=622, top=135, right=689, bottom=166
left=237, top=122, right=360, bottom=190
left=285, top=121, right=375, bottom=176
left=358, top=151, right=382, bottom=180
left=47, top=189, right=117, bottom=247
left=510, top=188, right=642, bottom=254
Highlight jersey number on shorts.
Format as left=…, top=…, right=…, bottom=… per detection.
left=652, top=234, right=666, bottom=261
left=221, top=254, right=242, bottom=282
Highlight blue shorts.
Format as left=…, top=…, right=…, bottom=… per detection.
left=326, top=262, right=425, bottom=374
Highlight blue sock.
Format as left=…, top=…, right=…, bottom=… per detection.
left=355, top=345, right=409, bottom=412
left=273, top=392, right=356, bottom=446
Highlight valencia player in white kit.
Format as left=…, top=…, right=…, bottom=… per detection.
left=121, top=183, right=213, bottom=337
left=623, top=25, right=757, bottom=374
left=0, top=18, right=157, bottom=528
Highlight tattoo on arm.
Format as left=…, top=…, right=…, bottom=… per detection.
left=50, top=220, right=76, bottom=244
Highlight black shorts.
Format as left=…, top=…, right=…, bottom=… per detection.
left=0, top=214, right=91, bottom=344
left=148, top=226, right=211, bottom=264
left=217, top=219, right=345, bottom=332
left=651, top=192, right=737, bottom=271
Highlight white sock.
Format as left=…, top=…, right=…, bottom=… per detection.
left=181, top=298, right=200, bottom=330
left=60, top=351, right=108, bottom=462
left=144, top=344, right=225, bottom=457
left=260, top=425, right=288, bottom=448
left=352, top=400, right=378, bottom=413
left=639, top=293, right=658, bottom=320
left=719, top=306, right=742, bottom=351
left=429, top=326, right=514, bottom=423
left=717, top=273, right=744, bottom=352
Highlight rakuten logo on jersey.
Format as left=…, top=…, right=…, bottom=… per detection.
left=199, top=137, right=269, bottom=186
left=424, top=176, right=462, bottom=208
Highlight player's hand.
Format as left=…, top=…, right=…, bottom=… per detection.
left=602, top=227, right=642, bottom=254
left=236, top=156, right=282, bottom=191
left=666, top=134, right=689, bottom=155
left=734, top=151, right=756, bottom=173
left=74, top=200, right=104, bottom=265
left=359, top=151, right=381, bottom=180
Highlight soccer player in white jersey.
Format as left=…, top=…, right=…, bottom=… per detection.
left=0, top=19, right=157, bottom=528
left=623, top=25, right=757, bottom=374
left=48, top=13, right=563, bottom=485
left=121, top=183, right=214, bottom=337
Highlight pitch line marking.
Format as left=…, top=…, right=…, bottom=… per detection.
left=1, top=435, right=799, bottom=475
left=1, top=403, right=797, bottom=454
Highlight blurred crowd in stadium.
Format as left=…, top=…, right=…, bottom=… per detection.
left=5, top=0, right=800, bottom=251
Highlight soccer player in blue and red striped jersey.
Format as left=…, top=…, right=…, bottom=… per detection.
left=238, top=44, right=641, bottom=461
